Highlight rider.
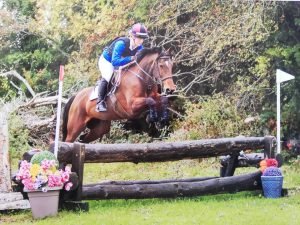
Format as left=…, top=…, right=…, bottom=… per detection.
left=96, top=23, right=149, bottom=112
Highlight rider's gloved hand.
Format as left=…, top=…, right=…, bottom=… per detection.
left=131, top=55, right=137, bottom=61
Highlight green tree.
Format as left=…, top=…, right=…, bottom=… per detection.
left=256, top=2, right=300, bottom=139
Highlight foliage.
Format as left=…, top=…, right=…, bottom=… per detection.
left=2, top=0, right=300, bottom=147
left=101, top=121, right=152, bottom=144
left=149, top=0, right=277, bottom=95
left=290, top=157, right=300, bottom=172
left=1, top=0, right=72, bottom=99
left=15, top=159, right=72, bottom=191
left=28, top=0, right=152, bottom=87
left=0, top=77, right=17, bottom=101
left=247, top=2, right=300, bottom=139
left=30, top=150, right=59, bottom=165
left=168, top=94, right=260, bottom=141
left=8, top=113, right=31, bottom=159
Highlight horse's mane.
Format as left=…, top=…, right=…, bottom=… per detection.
left=135, top=46, right=162, bottom=63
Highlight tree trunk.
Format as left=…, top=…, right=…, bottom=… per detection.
left=0, top=113, right=12, bottom=192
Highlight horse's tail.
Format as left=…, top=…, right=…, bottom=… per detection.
left=62, top=95, right=76, bottom=141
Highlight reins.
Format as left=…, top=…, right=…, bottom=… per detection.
left=129, top=60, right=158, bottom=85
left=125, top=53, right=172, bottom=88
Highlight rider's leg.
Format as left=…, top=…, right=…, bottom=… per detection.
left=96, top=54, right=114, bottom=112
left=96, top=78, right=108, bottom=112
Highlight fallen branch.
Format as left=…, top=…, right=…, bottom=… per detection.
left=20, top=96, right=68, bottom=108
left=0, top=70, right=36, bottom=97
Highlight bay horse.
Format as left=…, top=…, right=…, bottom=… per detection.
left=62, top=47, right=176, bottom=143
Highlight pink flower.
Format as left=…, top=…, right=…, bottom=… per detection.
left=20, top=161, right=31, bottom=170
left=48, top=174, right=63, bottom=187
left=60, top=170, right=70, bottom=183
left=64, top=182, right=73, bottom=191
left=41, top=159, right=57, bottom=170
left=16, top=160, right=72, bottom=191
left=22, top=178, right=35, bottom=190
left=64, top=166, right=71, bottom=173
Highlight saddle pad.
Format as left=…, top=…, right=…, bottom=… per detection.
left=89, top=86, right=98, bottom=101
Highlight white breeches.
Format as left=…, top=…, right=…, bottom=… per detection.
left=98, top=55, right=114, bottom=82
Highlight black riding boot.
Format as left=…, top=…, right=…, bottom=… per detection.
left=96, top=78, right=108, bottom=112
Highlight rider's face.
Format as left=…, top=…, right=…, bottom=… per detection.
left=133, top=37, right=145, bottom=47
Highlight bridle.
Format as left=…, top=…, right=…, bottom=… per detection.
left=126, top=53, right=173, bottom=90
left=158, top=56, right=174, bottom=82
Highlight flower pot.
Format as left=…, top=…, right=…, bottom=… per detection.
left=261, top=176, right=283, bottom=198
left=25, top=186, right=62, bottom=219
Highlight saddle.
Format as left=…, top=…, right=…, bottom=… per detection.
left=89, top=71, right=121, bottom=101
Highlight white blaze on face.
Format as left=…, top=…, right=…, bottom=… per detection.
left=165, top=61, right=169, bottom=67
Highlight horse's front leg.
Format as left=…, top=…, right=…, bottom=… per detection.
left=131, top=96, right=158, bottom=122
left=160, top=95, right=169, bottom=122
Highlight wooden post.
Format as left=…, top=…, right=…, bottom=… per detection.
left=71, top=143, right=85, bottom=201
left=264, top=136, right=276, bottom=158
left=0, top=114, right=11, bottom=192
left=223, top=153, right=239, bottom=177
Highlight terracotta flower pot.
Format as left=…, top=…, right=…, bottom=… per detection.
left=25, top=186, right=62, bottom=219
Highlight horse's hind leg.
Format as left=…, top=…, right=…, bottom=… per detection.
left=80, top=120, right=111, bottom=143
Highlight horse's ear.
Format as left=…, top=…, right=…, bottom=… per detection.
left=166, top=48, right=171, bottom=54
left=166, top=47, right=174, bottom=57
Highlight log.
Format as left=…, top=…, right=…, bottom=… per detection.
left=0, top=192, right=30, bottom=211
left=51, top=137, right=271, bottom=164
left=85, top=176, right=217, bottom=186
left=0, top=199, right=31, bottom=211
left=81, top=171, right=262, bottom=199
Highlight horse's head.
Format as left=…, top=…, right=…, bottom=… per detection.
left=156, top=49, right=176, bottom=95
left=135, top=47, right=176, bottom=95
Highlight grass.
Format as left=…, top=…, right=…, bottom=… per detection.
left=2, top=159, right=300, bottom=225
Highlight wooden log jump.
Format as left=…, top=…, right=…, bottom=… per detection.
left=53, top=136, right=275, bottom=164
left=49, top=136, right=275, bottom=203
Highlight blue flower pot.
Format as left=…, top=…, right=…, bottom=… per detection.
left=261, top=176, right=283, bottom=198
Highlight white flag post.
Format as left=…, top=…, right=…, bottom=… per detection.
left=54, top=65, right=65, bottom=158
left=276, top=69, right=294, bottom=154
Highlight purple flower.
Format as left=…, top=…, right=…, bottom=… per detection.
left=263, top=166, right=282, bottom=176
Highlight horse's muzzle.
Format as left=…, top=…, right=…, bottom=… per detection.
left=165, top=88, right=175, bottom=95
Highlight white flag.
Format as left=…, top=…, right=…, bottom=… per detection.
left=276, top=69, right=295, bottom=83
